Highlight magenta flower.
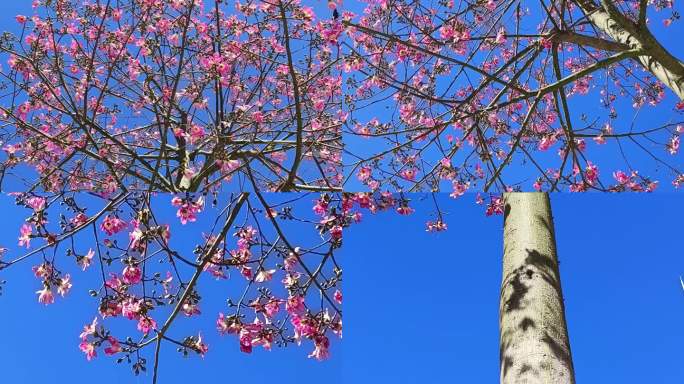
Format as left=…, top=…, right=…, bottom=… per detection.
left=36, top=286, right=54, bottom=305
left=79, top=341, right=97, bottom=361
left=137, top=316, right=157, bottom=335
left=308, top=335, right=330, bottom=361
left=104, top=337, right=122, bottom=356
left=18, top=224, right=32, bottom=248
left=195, top=333, right=208, bottom=356
left=79, top=318, right=98, bottom=340
left=100, top=215, right=127, bottom=236
left=57, top=274, right=72, bottom=297
left=122, top=265, right=142, bottom=285
left=79, top=249, right=94, bottom=271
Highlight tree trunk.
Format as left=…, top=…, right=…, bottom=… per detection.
left=575, top=0, right=684, bottom=100
left=499, top=193, right=575, bottom=384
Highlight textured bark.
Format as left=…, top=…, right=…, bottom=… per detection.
left=500, top=193, right=575, bottom=384
left=576, top=0, right=684, bottom=100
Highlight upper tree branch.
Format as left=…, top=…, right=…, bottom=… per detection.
left=278, top=0, right=306, bottom=191
left=575, top=0, right=684, bottom=99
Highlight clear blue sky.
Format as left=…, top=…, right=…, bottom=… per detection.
left=344, top=193, right=684, bottom=382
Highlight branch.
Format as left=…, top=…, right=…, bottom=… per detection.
left=150, top=192, right=248, bottom=384
left=277, top=2, right=306, bottom=191
left=552, top=30, right=630, bottom=52
left=575, top=0, right=684, bottom=99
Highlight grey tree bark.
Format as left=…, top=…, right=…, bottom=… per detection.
left=575, top=0, right=684, bottom=100
left=499, top=193, right=575, bottom=384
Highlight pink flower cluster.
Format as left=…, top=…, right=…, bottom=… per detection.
left=78, top=317, right=122, bottom=361
left=100, top=215, right=127, bottom=236
left=171, top=195, right=204, bottom=225
left=32, top=262, right=72, bottom=305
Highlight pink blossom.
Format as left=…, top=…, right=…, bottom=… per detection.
left=450, top=181, right=470, bottom=198
left=319, top=21, right=344, bottom=44
left=137, top=316, right=157, bottom=334
left=57, top=274, right=72, bottom=297
left=241, top=266, right=253, bottom=280
left=495, top=27, right=506, bottom=44
left=100, top=300, right=123, bottom=318
left=71, top=213, right=88, bottom=227
left=291, top=314, right=317, bottom=341
left=286, top=295, right=306, bottom=315
left=182, top=302, right=201, bottom=317
left=538, top=135, right=556, bottom=151
left=585, top=162, right=599, bottom=185
left=400, top=169, right=416, bottom=181
left=486, top=197, right=504, bottom=216
left=100, top=215, right=127, bottom=236
left=308, top=335, right=330, bottom=361
left=668, top=136, right=680, bottom=155
left=217, top=313, right=239, bottom=335
left=18, top=224, right=32, bottom=248
left=26, top=196, right=46, bottom=211
left=122, top=265, right=142, bottom=285
left=216, top=159, right=240, bottom=173
left=239, top=330, right=254, bottom=353
left=104, top=337, right=122, bottom=355
left=33, top=262, right=52, bottom=279
left=36, top=286, right=54, bottom=305
left=264, top=299, right=280, bottom=318
left=105, top=273, right=123, bottom=291
left=533, top=179, right=543, bottom=191
left=79, top=317, right=98, bottom=339
left=121, top=298, right=141, bottom=320
left=80, top=249, right=95, bottom=271
left=613, top=170, right=630, bottom=185
left=673, top=174, right=684, bottom=188
left=329, top=225, right=342, bottom=240
left=334, top=290, right=342, bottom=304
left=357, top=166, right=372, bottom=181
left=255, top=269, right=276, bottom=283
left=15, top=15, right=27, bottom=24
left=593, top=135, right=606, bottom=145
left=426, top=220, right=448, bottom=232
left=79, top=341, right=97, bottom=361
left=195, top=333, right=208, bottom=356
left=239, top=318, right=271, bottom=353
left=171, top=196, right=204, bottom=225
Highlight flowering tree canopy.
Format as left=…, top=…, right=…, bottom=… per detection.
left=344, top=0, right=684, bottom=194
left=0, top=0, right=342, bottom=193
left=0, top=190, right=345, bottom=381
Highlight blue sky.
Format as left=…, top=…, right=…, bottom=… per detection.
left=344, top=193, right=684, bottom=382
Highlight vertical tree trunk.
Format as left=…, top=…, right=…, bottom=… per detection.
left=500, top=193, right=575, bottom=384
